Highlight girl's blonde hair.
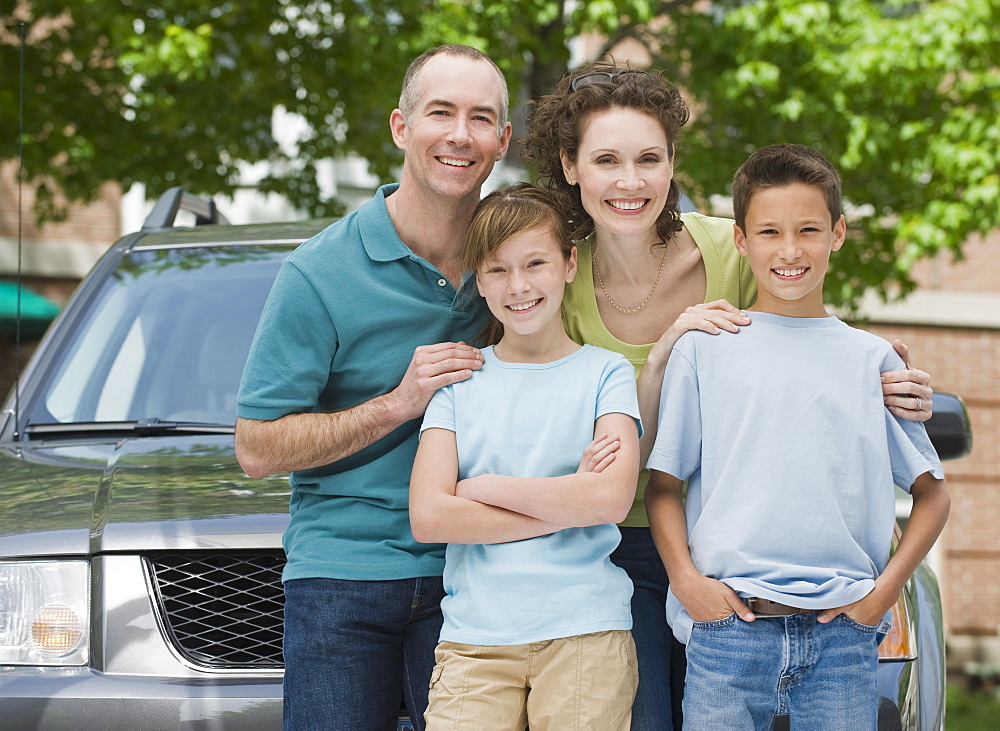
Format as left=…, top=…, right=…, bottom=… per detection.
left=464, top=183, right=574, bottom=346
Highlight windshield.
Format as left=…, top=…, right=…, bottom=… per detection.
left=27, top=245, right=291, bottom=428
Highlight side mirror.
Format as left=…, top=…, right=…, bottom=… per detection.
left=925, top=392, right=972, bottom=461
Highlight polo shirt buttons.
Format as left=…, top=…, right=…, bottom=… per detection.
left=437, top=278, right=447, bottom=287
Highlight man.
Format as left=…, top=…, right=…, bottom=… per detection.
left=235, top=45, right=511, bottom=730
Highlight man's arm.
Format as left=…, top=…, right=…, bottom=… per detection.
left=817, top=471, right=950, bottom=625
left=409, top=428, right=564, bottom=544
left=455, top=412, right=640, bottom=527
left=645, top=469, right=754, bottom=623
left=235, top=342, right=483, bottom=478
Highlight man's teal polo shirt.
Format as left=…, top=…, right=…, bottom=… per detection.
left=238, top=184, right=486, bottom=581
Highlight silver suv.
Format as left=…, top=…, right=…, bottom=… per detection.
left=0, top=189, right=970, bottom=729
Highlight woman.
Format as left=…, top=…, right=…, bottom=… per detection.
left=523, top=62, right=933, bottom=730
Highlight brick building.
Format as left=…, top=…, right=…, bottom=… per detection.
left=0, top=162, right=122, bottom=397
left=858, top=230, right=1000, bottom=669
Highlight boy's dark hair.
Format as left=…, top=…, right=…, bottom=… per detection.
left=732, top=144, right=842, bottom=232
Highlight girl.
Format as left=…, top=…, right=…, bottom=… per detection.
left=410, top=182, right=642, bottom=730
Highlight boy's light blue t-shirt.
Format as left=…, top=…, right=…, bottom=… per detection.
left=421, top=344, right=641, bottom=645
left=646, top=312, right=943, bottom=644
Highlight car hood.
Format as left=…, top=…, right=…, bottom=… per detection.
left=0, top=435, right=289, bottom=556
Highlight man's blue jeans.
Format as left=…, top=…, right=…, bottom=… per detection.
left=282, top=576, right=445, bottom=730
left=683, top=612, right=882, bottom=731
left=611, top=527, right=673, bottom=730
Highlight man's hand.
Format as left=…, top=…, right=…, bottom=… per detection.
left=236, top=341, right=482, bottom=478
left=673, top=573, right=756, bottom=624
left=391, top=342, right=483, bottom=421
left=577, top=433, right=621, bottom=474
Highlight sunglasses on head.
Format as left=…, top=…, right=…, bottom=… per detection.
left=569, top=69, right=651, bottom=92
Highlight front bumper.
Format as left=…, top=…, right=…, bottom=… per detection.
left=0, top=667, right=282, bottom=728
left=1, top=554, right=284, bottom=728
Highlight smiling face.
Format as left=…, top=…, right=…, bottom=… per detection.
left=734, top=182, right=846, bottom=317
left=476, top=226, right=578, bottom=344
left=390, top=53, right=511, bottom=203
left=560, top=107, right=674, bottom=244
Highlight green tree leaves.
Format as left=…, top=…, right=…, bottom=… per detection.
left=2, top=0, right=997, bottom=306
left=662, top=0, right=1000, bottom=306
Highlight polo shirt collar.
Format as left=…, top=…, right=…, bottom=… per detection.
left=360, top=183, right=411, bottom=262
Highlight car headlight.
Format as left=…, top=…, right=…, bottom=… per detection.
left=878, top=595, right=917, bottom=663
left=0, top=560, right=89, bottom=665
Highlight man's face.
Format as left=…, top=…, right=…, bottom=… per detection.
left=390, top=54, right=511, bottom=203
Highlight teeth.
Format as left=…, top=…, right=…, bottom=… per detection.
left=775, top=268, right=807, bottom=277
left=440, top=157, right=472, bottom=167
left=508, top=299, right=540, bottom=311
left=608, top=200, right=646, bottom=210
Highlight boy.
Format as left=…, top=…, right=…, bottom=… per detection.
left=645, top=143, right=950, bottom=730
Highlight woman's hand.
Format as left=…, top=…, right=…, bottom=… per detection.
left=637, top=301, right=749, bottom=466
left=648, top=300, right=750, bottom=369
left=577, top=432, right=621, bottom=474
left=883, top=340, right=933, bottom=422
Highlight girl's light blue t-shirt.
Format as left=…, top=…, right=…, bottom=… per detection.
left=421, top=344, right=642, bottom=645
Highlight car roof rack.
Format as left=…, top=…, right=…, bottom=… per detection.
left=141, top=187, right=231, bottom=231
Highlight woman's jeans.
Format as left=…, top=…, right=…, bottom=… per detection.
left=611, top=527, right=674, bottom=731
left=282, top=576, right=445, bottom=731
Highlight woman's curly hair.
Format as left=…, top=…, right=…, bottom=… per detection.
left=522, top=62, right=691, bottom=246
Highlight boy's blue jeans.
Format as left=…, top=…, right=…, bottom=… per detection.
left=282, top=576, right=445, bottom=731
left=683, top=611, right=884, bottom=731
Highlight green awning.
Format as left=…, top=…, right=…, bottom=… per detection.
left=0, top=281, right=62, bottom=337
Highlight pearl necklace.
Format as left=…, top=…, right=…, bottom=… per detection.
left=593, top=244, right=668, bottom=315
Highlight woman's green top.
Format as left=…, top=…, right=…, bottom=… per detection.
left=562, top=212, right=757, bottom=527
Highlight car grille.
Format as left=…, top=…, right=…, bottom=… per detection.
left=145, top=552, right=285, bottom=669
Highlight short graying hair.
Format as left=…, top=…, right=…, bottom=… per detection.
left=398, top=45, right=509, bottom=133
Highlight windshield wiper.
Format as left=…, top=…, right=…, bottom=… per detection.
left=24, top=419, right=235, bottom=438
